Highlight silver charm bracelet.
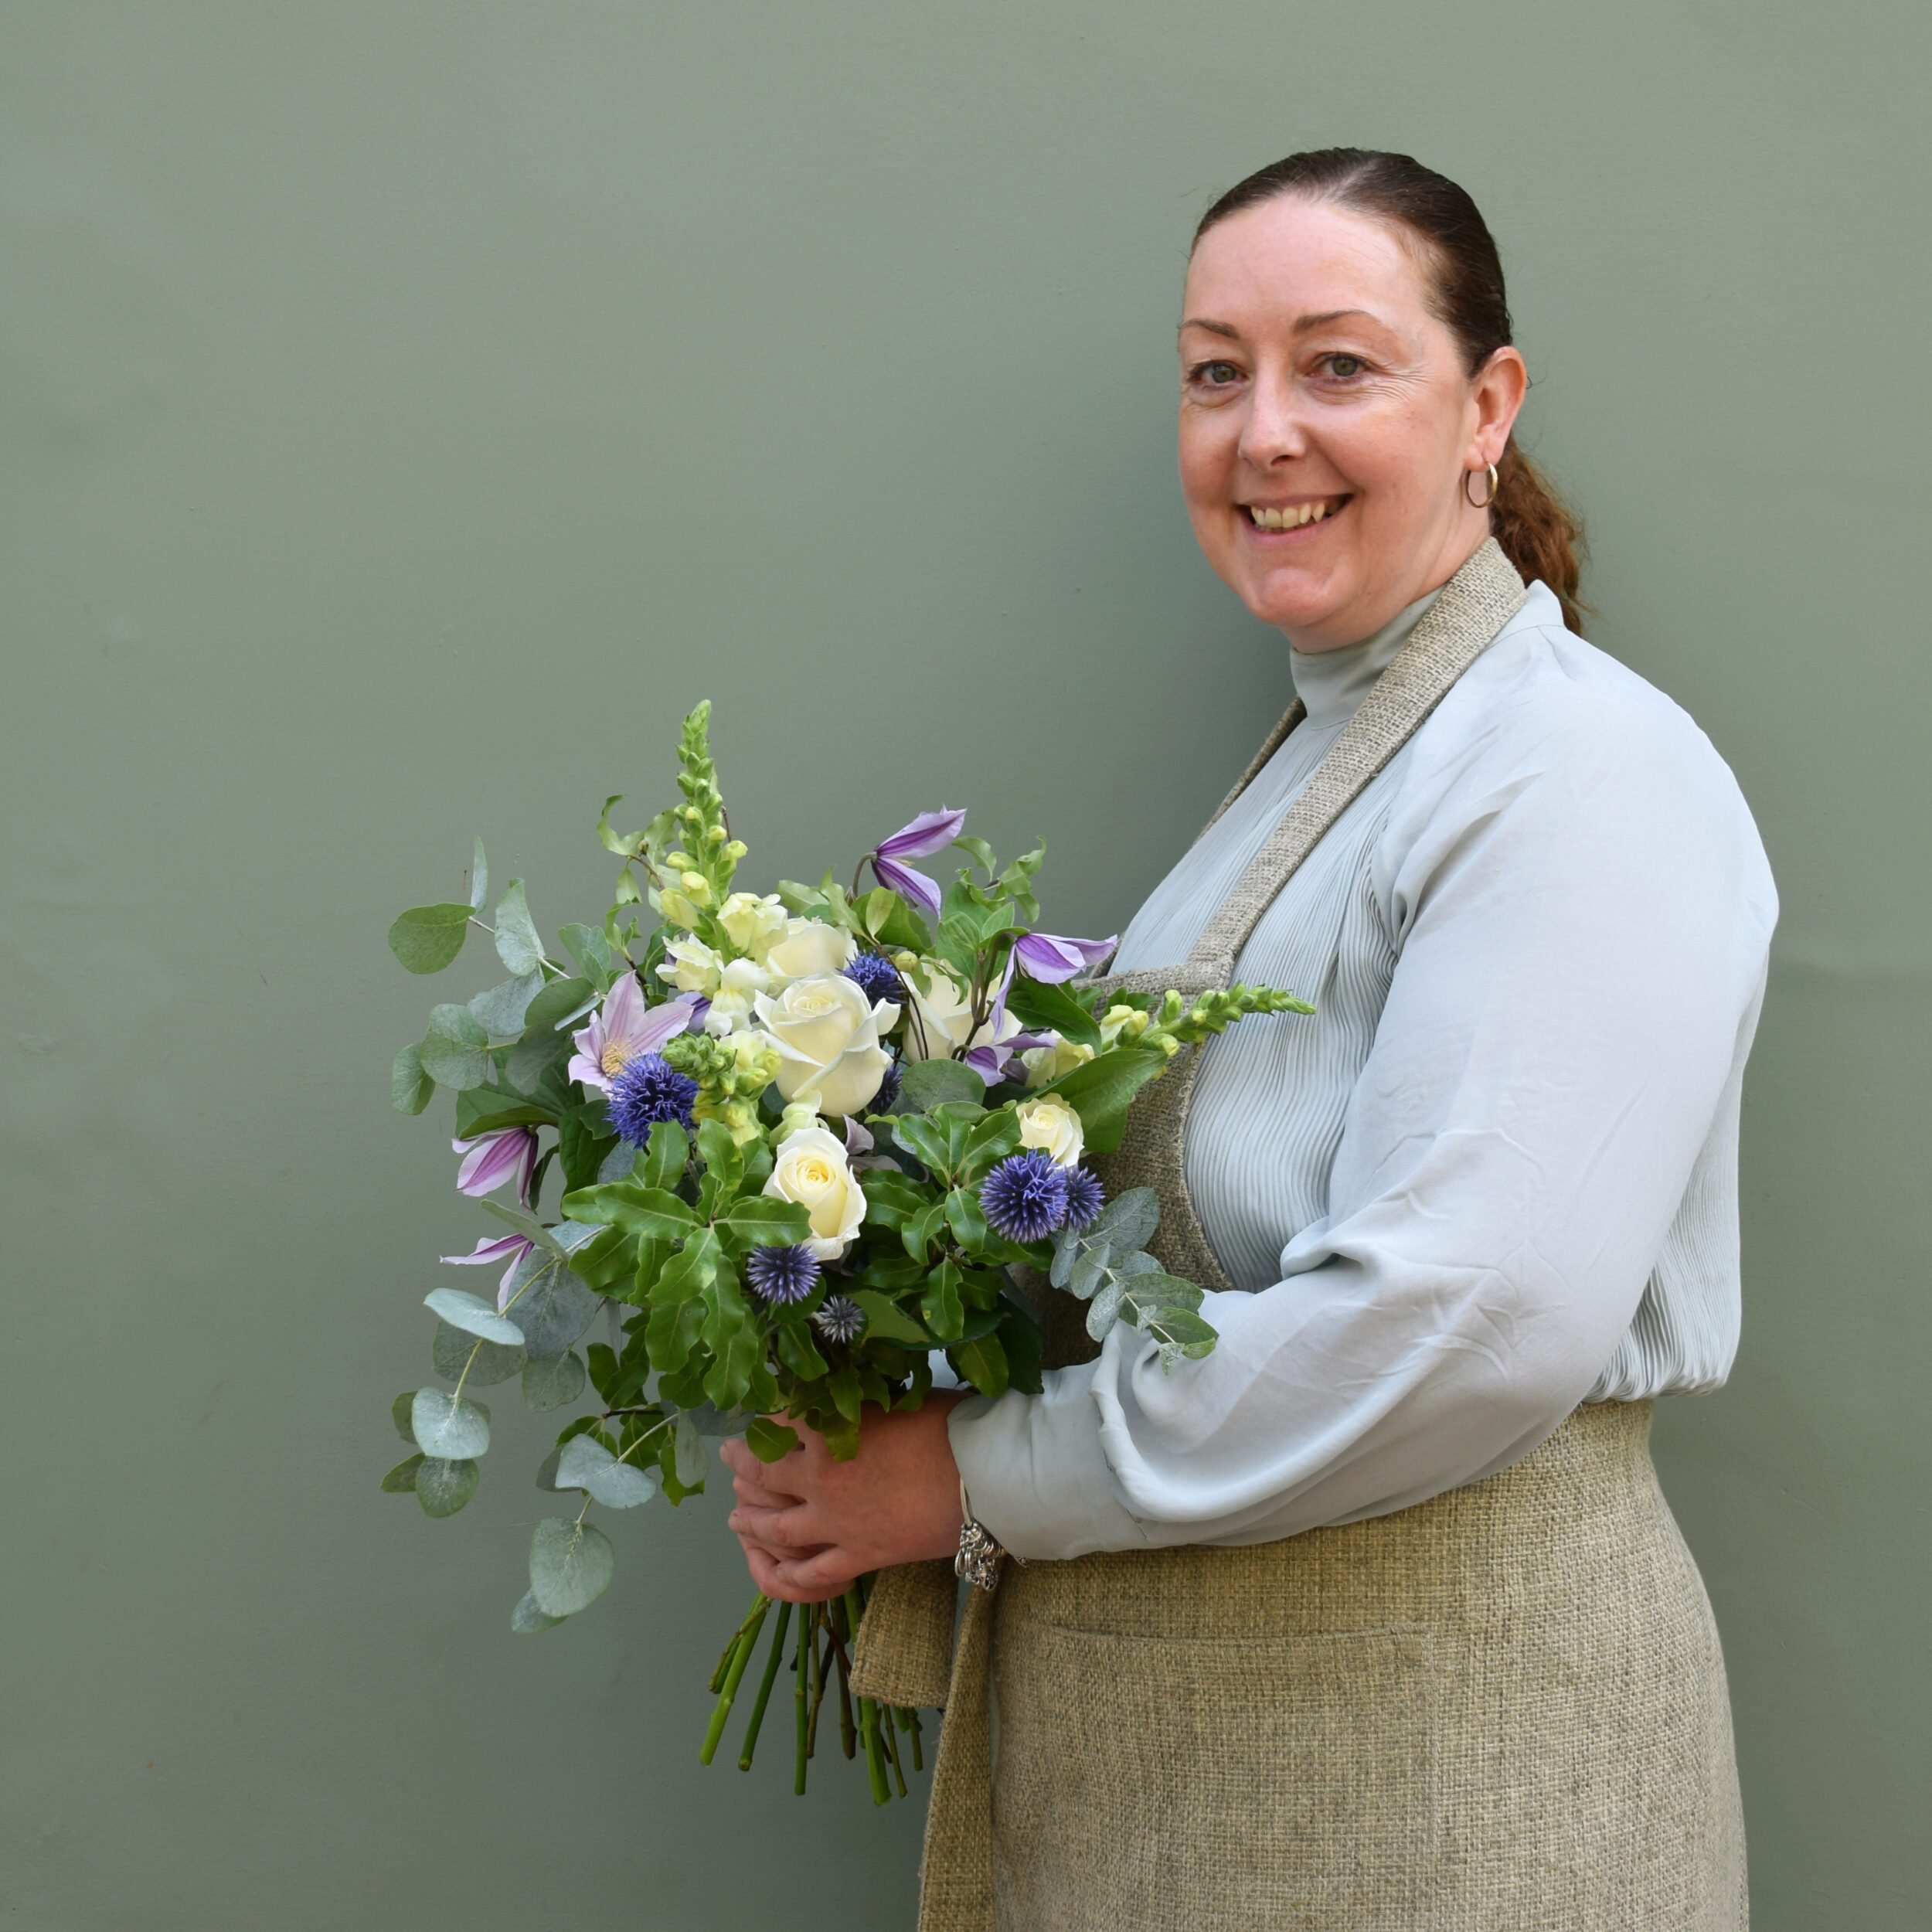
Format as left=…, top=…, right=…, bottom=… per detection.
left=955, top=1479, right=1012, bottom=1592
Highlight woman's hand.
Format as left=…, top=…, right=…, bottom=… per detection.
left=721, top=1394, right=966, bottom=1602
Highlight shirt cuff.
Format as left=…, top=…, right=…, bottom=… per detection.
left=945, top=1360, right=1154, bottom=1561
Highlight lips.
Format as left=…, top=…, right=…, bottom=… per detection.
left=1243, top=496, right=1348, bottom=531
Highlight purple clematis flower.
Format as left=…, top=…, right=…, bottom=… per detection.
left=1012, top=930, right=1118, bottom=984
left=869, top=808, right=966, bottom=923
left=451, top=1126, right=538, bottom=1206
left=440, top=1233, right=536, bottom=1311
left=568, top=978, right=702, bottom=1094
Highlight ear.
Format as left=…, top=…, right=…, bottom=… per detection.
left=1467, top=347, right=1528, bottom=468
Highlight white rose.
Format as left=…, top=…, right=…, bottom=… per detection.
left=658, top=935, right=722, bottom=995
left=1015, top=1093, right=1084, bottom=1168
left=717, top=891, right=787, bottom=957
left=907, top=966, right=1023, bottom=1062
left=1020, top=1033, right=1095, bottom=1088
left=753, top=973, right=900, bottom=1117
left=763, top=1125, right=866, bottom=1260
left=764, top=917, right=857, bottom=983
left=702, top=956, right=772, bottom=1036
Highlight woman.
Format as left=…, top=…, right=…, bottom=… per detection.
left=722, top=149, right=1773, bottom=1930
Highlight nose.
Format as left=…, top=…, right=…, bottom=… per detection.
left=1236, top=363, right=1308, bottom=472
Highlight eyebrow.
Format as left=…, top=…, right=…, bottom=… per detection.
left=1178, top=308, right=1379, bottom=340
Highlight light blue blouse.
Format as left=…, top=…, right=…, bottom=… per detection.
left=950, top=583, right=1778, bottom=1560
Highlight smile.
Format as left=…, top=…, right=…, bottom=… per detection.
left=1243, top=497, right=1348, bottom=531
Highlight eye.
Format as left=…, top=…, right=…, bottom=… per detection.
left=1187, top=359, right=1244, bottom=387
left=1321, top=353, right=1366, bottom=379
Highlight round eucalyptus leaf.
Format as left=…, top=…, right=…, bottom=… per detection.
left=555, top=1434, right=658, bottom=1510
left=511, top=1590, right=563, bottom=1634
left=388, top=902, right=473, bottom=975
left=504, top=1262, right=600, bottom=1359
left=380, top=1454, right=423, bottom=1494
left=424, top=1287, right=526, bottom=1348
left=431, top=1319, right=526, bottom=1388
left=468, top=970, right=545, bottom=1046
left=416, top=1456, right=480, bottom=1518
left=522, top=1349, right=587, bottom=1413
left=529, top=1517, right=616, bottom=1617
left=411, top=1387, right=491, bottom=1459
left=390, top=1391, right=419, bottom=1442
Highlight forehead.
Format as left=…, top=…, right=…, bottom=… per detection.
left=1182, top=196, right=1434, bottom=333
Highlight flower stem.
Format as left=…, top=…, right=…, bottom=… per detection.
left=709, top=1592, right=768, bottom=1695
left=700, top=1598, right=769, bottom=1765
left=793, top=1617, right=810, bottom=1796
left=737, top=1598, right=793, bottom=1771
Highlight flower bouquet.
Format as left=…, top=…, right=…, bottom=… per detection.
left=381, top=702, right=1309, bottom=1801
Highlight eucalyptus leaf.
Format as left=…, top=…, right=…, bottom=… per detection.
left=416, top=1456, right=479, bottom=1517
left=507, top=1029, right=570, bottom=1094
left=681, top=1402, right=752, bottom=1437
left=511, top=1589, right=564, bottom=1634
left=559, top=923, right=617, bottom=990
left=380, top=1454, right=423, bottom=1493
left=1087, top=1186, right=1161, bottom=1257
left=468, top=971, right=545, bottom=1045
left=420, top=1004, right=491, bottom=1090
left=424, top=1287, right=527, bottom=1347
left=388, top=902, right=473, bottom=975
left=672, top=1410, right=708, bottom=1488
left=478, top=1200, right=568, bottom=1260
left=410, top=1388, right=492, bottom=1459
left=502, top=1255, right=601, bottom=1359
left=493, top=879, right=545, bottom=977
left=468, top=836, right=488, bottom=913
left=391, top=1391, right=418, bottom=1442
left=1069, top=1239, right=1113, bottom=1301
left=597, top=1141, right=640, bottom=1185
left=529, top=1517, right=617, bottom=1617
left=1085, top=1279, right=1125, bottom=1342
left=522, top=1349, right=587, bottom=1412
left=554, top=1435, right=658, bottom=1509
left=430, top=1318, right=526, bottom=1387
left=391, top=1043, right=436, bottom=1115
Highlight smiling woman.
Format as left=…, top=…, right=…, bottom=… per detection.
left=726, top=149, right=1770, bottom=1932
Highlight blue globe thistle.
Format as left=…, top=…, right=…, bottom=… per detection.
left=842, top=951, right=903, bottom=1005
left=979, top=1151, right=1070, bottom=1244
left=605, top=1052, right=699, bottom=1145
left=743, top=1243, right=821, bottom=1306
left=1062, top=1166, right=1105, bottom=1233
left=812, top=1294, right=865, bottom=1345
left=872, top=1057, right=903, bottom=1112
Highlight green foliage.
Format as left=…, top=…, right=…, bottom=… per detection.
left=417, top=1456, right=481, bottom=1517
left=388, top=902, right=472, bottom=975
left=528, top=1517, right=616, bottom=1617
left=379, top=696, right=1315, bottom=1676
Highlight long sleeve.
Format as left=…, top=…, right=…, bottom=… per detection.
left=950, top=599, right=1777, bottom=1560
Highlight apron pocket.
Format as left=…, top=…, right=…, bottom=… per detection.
left=992, top=1623, right=1437, bottom=1932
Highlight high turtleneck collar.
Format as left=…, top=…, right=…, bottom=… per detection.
left=1288, top=587, right=1440, bottom=731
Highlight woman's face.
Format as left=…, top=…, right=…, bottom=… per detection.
left=1179, top=196, right=1525, bottom=651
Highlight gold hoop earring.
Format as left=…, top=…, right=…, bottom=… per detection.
left=1463, top=462, right=1499, bottom=509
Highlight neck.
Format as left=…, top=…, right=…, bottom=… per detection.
left=1284, top=514, right=1490, bottom=654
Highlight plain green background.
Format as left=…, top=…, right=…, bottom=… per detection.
left=2, top=4, right=1924, bottom=1927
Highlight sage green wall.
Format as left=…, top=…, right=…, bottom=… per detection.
left=2, top=4, right=1923, bottom=1927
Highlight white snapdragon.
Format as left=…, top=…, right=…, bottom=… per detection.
left=658, top=935, right=723, bottom=996
left=717, top=891, right=788, bottom=958
left=702, top=956, right=772, bottom=1036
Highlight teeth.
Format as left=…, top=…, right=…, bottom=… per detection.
left=1249, top=499, right=1339, bottom=530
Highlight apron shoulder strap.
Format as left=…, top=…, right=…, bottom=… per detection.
left=1185, top=539, right=1527, bottom=975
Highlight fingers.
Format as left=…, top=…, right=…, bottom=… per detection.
left=764, top=1546, right=864, bottom=1597
left=728, top=1499, right=823, bottom=1552
left=741, top=1544, right=843, bottom=1604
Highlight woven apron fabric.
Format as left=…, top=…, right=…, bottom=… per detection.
left=851, top=543, right=1748, bottom=1929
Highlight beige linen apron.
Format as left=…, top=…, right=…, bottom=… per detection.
left=853, top=541, right=1749, bottom=1930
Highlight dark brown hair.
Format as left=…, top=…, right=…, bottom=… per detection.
left=1196, top=148, right=1586, bottom=632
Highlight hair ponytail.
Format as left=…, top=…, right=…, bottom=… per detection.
left=1197, top=148, right=1588, bottom=633
left=1490, top=441, right=1585, bottom=634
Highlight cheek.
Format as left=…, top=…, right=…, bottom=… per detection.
left=1177, top=407, right=1238, bottom=503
